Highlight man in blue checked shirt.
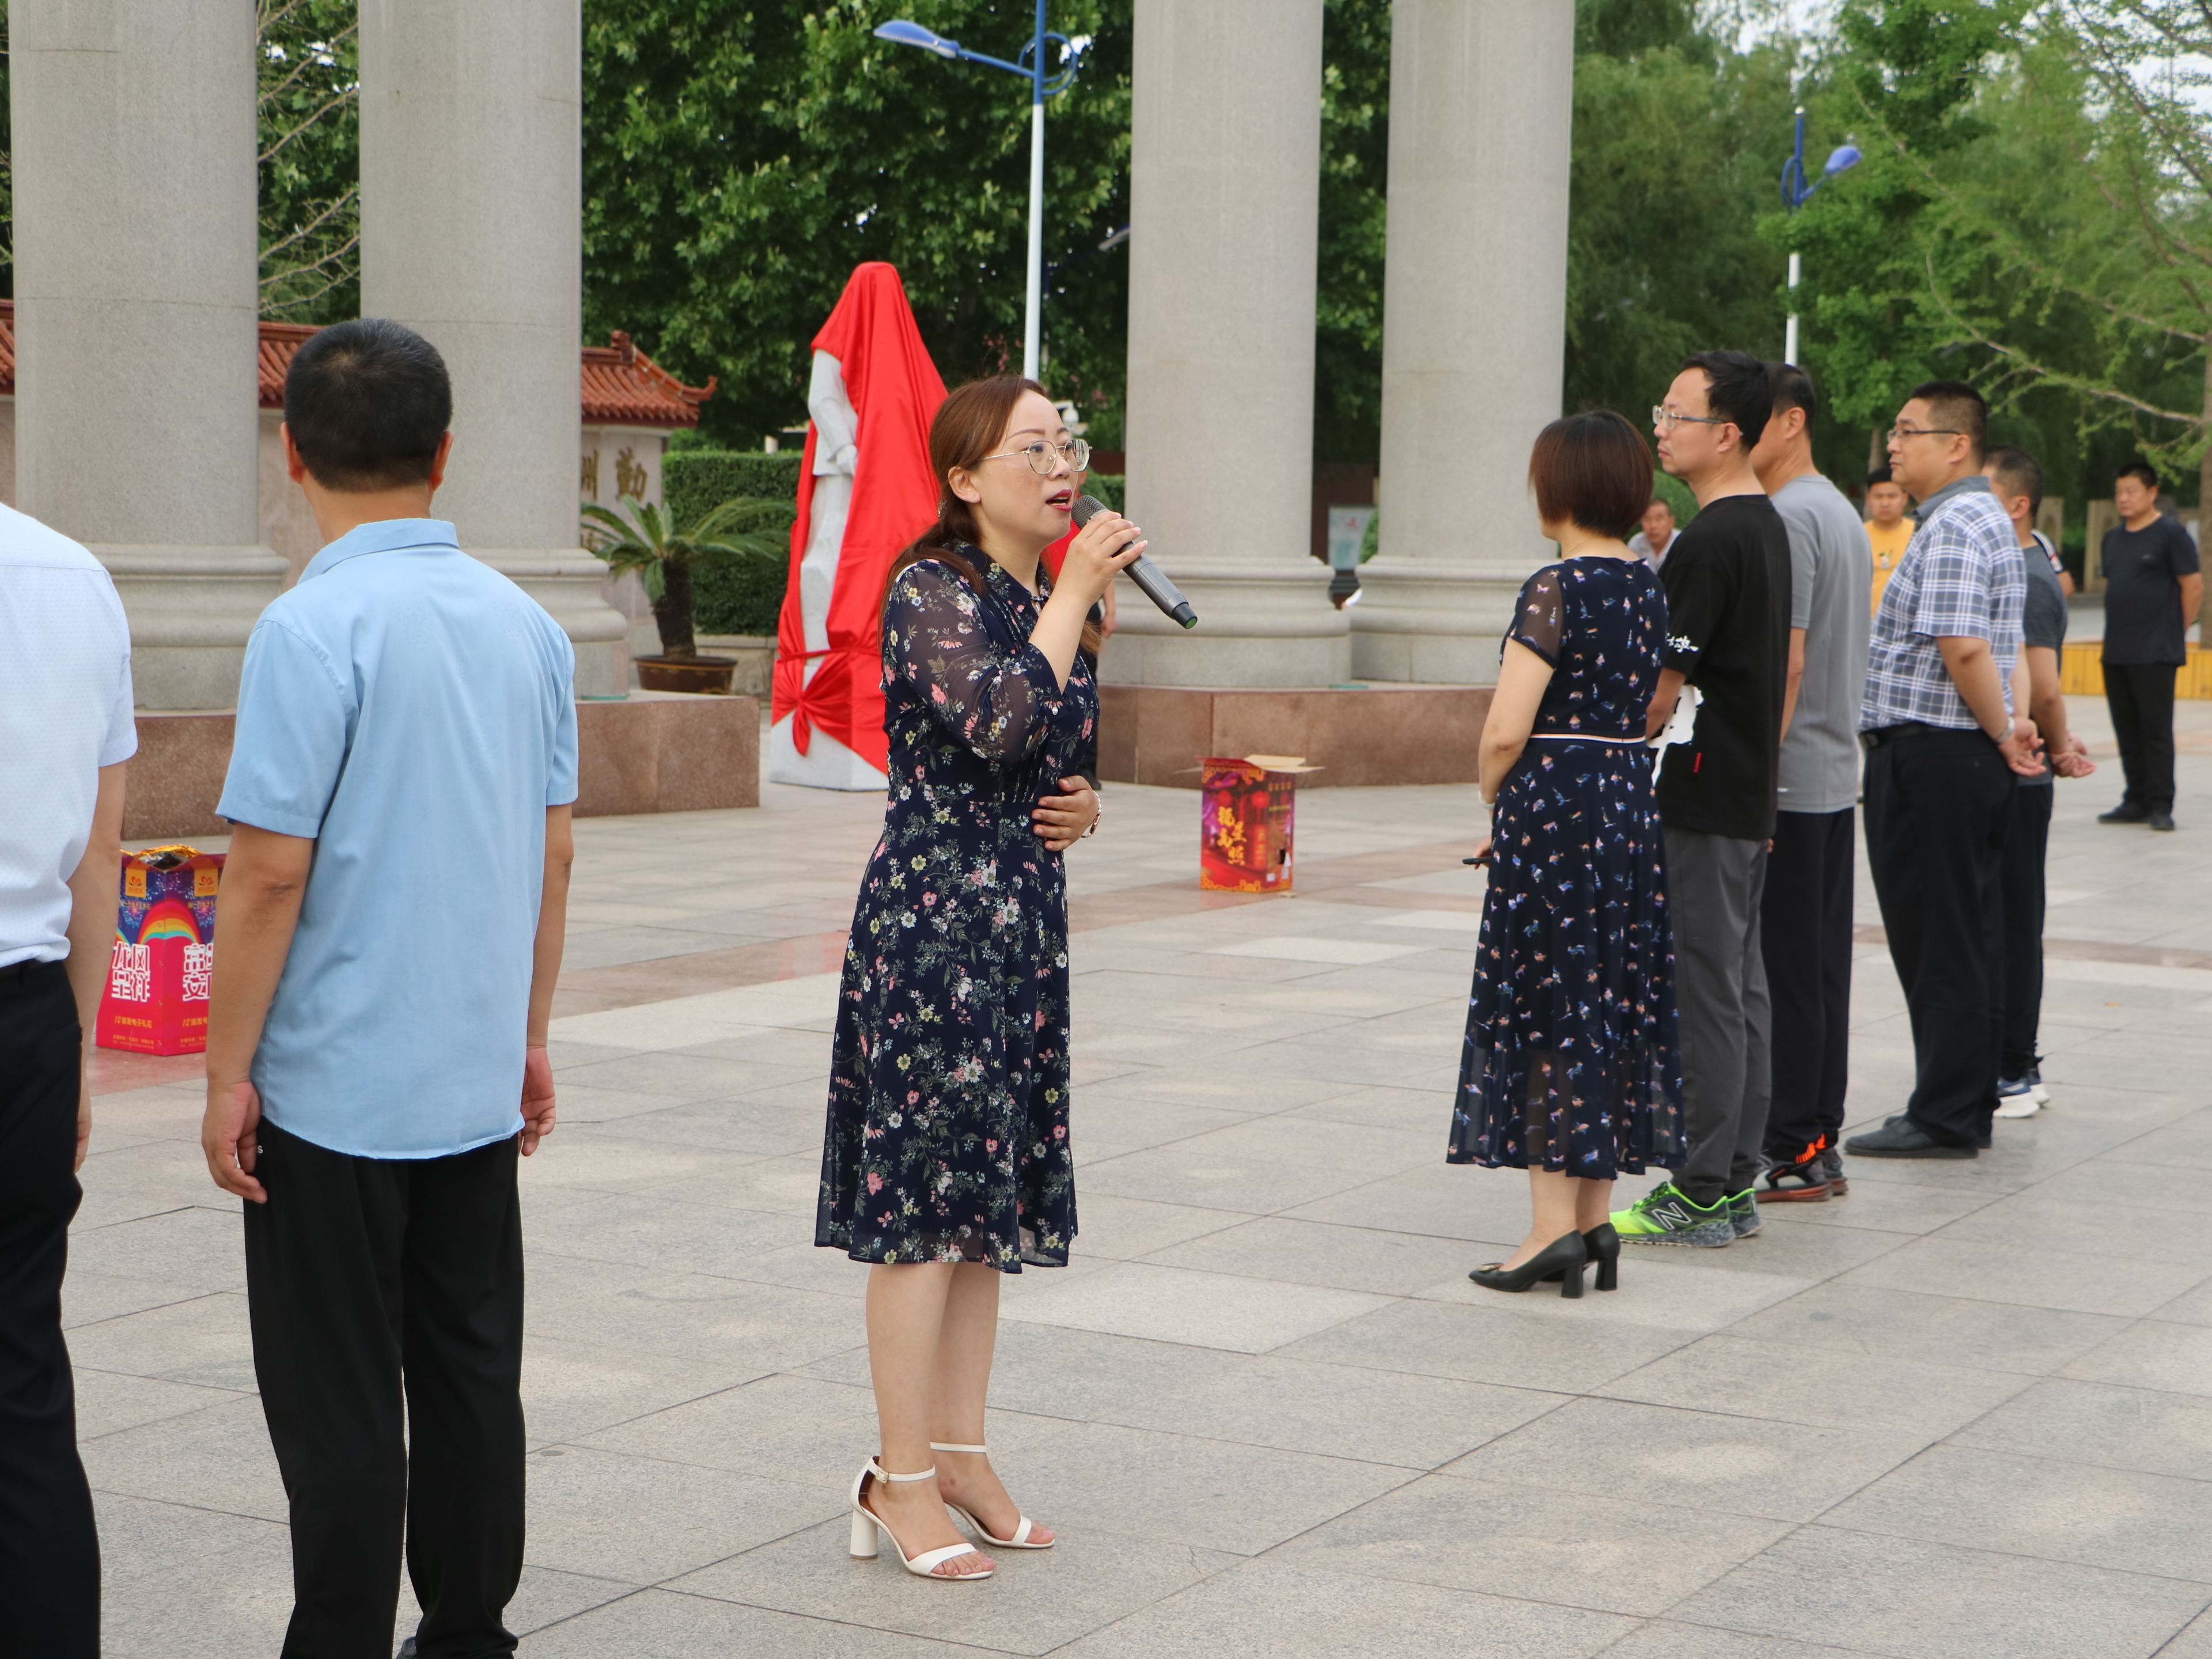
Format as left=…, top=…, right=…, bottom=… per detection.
left=199, top=319, right=577, bottom=1657
left=1846, top=381, right=2043, bottom=1161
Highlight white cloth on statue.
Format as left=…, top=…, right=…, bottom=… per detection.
left=769, top=350, right=889, bottom=790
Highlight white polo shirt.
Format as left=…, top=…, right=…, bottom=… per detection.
left=0, top=505, right=137, bottom=968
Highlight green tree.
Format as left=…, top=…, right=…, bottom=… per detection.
left=1312, top=0, right=1391, bottom=467
left=258, top=0, right=361, bottom=322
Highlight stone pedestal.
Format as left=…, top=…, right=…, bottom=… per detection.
left=11, top=1, right=286, bottom=709
left=1351, top=0, right=1575, bottom=685
left=1109, top=0, right=1345, bottom=690
left=359, top=0, right=627, bottom=695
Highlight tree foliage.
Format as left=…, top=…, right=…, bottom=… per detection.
left=257, top=0, right=361, bottom=322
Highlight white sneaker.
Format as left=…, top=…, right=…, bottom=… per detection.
left=1995, top=1077, right=2042, bottom=1119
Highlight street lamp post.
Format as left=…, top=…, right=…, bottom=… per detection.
left=1779, top=105, right=1861, bottom=366
left=877, top=6, right=1080, bottom=382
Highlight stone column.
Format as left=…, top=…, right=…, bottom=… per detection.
left=12, top=0, right=286, bottom=710
left=1351, top=0, right=1575, bottom=684
left=1107, top=0, right=1345, bottom=687
left=359, top=0, right=627, bottom=695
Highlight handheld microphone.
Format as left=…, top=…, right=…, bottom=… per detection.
left=1072, top=494, right=1198, bottom=629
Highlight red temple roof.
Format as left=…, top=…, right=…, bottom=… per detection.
left=0, top=302, right=714, bottom=428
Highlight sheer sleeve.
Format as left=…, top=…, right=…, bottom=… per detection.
left=1506, top=566, right=1566, bottom=665
left=886, top=562, right=1071, bottom=765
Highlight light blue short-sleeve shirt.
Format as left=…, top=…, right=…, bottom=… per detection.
left=218, top=519, right=579, bottom=1159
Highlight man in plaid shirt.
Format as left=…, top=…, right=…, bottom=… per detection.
left=1846, top=381, right=2041, bottom=1160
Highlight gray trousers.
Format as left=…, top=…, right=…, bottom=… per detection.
left=1663, top=825, right=1772, bottom=1200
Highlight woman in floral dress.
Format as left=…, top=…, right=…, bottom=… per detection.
left=817, top=377, right=1142, bottom=1580
left=1450, top=411, right=1686, bottom=1297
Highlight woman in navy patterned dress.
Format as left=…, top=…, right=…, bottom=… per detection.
left=1450, top=412, right=1686, bottom=1297
left=819, top=377, right=1142, bottom=1580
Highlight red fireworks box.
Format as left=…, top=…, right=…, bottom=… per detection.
left=1198, top=755, right=1323, bottom=893
left=96, top=846, right=224, bottom=1056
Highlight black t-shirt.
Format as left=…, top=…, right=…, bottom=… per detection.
left=2101, top=515, right=2199, bottom=666
left=1656, top=493, right=1793, bottom=840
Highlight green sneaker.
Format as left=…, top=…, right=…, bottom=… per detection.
left=1728, top=1188, right=1760, bottom=1238
left=1611, top=1181, right=1735, bottom=1248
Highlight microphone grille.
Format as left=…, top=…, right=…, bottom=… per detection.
left=1071, top=494, right=1107, bottom=528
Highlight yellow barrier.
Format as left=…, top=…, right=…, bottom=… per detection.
left=2060, top=643, right=2212, bottom=699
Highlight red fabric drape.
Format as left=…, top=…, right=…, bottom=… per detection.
left=770, top=264, right=948, bottom=770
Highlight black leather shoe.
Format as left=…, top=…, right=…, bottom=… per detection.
left=399, top=1643, right=418, bottom=1659
left=2150, top=810, right=2177, bottom=832
left=1471, top=1230, right=1588, bottom=1298
left=1843, top=1115, right=1977, bottom=1158
left=2099, top=801, right=2150, bottom=824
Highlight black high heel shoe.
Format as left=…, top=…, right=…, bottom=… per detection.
left=1540, top=1223, right=1620, bottom=1292
left=1469, top=1230, right=1587, bottom=1298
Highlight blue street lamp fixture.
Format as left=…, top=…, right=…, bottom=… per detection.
left=1778, top=105, right=1861, bottom=366
left=876, top=6, right=1081, bottom=382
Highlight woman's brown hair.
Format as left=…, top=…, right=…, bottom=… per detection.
left=1527, top=410, right=1654, bottom=540
left=884, top=376, right=1101, bottom=656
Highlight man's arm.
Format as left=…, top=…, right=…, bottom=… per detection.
left=1779, top=627, right=1807, bottom=745
left=2025, top=644, right=2092, bottom=777
left=520, top=805, right=574, bottom=1157
left=200, top=824, right=315, bottom=1203
left=1937, top=635, right=2041, bottom=774
left=2182, top=571, right=2203, bottom=642
left=63, top=763, right=127, bottom=1172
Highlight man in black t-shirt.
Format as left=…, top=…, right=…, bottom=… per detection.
left=1611, top=351, right=1793, bottom=1251
left=2097, top=459, right=2202, bottom=831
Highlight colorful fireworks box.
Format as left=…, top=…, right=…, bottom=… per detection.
left=1198, top=755, right=1322, bottom=893
left=96, top=845, right=224, bottom=1055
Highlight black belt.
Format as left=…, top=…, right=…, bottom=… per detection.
left=0, top=956, right=68, bottom=994
left=1858, top=721, right=1968, bottom=750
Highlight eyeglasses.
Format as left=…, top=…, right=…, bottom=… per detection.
left=1652, top=406, right=1732, bottom=431
left=984, top=438, right=1091, bottom=476
left=1888, top=425, right=1964, bottom=443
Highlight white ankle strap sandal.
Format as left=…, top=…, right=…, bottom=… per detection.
left=929, top=1442, right=1053, bottom=1550
left=848, top=1459, right=991, bottom=1579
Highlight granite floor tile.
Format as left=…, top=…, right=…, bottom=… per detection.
left=515, top=1132, right=772, bottom=1196
left=1055, top=1558, right=1636, bottom=1657
left=66, top=1204, right=245, bottom=1292
left=62, top=1291, right=258, bottom=1392
left=525, top=1271, right=865, bottom=1372
left=59, top=1267, right=222, bottom=1331
left=97, top=1514, right=294, bottom=1658
left=1595, top=1333, right=2031, bottom=1435
left=521, top=1335, right=757, bottom=1445
left=74, top=1368, right=242, bottom=1440
left=1668, top=1524, right=2208, bottom=1659
left=1719, top=1281, right=2133, bottom=1376
left=519, top=1191, right=801, bottom=1277
left=1836, top=1233, right=2208, bottom=1317
left=1934, top=1188, right=2212, bottom=1266
left=1281, top=1162, right=1539, bottom=1246
left=2152, top=1277, right=2212, bottom=1327
left=94, top=1488, right=288, bottom=1588
left=1279, top=1297, right=1695, bottom=1393
left=1594, top=1624, right=1917, bottom=1658
left=1414, top=1257, right=1817, bottom=1336
left=1000, top=1261, right=1391, bottom=1353
left=1439, top=1396, right=1931, bottom=1524
left=581, top=1090, right=826, bottom=1156
left=79, top=1393, right=287, bottom=1522
left=1272, top=1472, right=1790, bottom=1616
left=1141, top=1215, right=1488, bottom=1297
left=2060, top=1320, right=2212, bottom=1396
left=1066, top=1192, right=1244, bottom=1260
left=669, top=1516, right=1237, bottom=1657
left=2158, top=1606, right=2212, bottom=1658
left=1823, top=1443, right=2212, bottom=1582
left=524, top=1444, right=840, bottom=1582
left=1952, top=1377, right=2212, bottom=1481
left=517, top=1585, right=998, bottom=1658
left=1284, top=1083, right=1461, bottom=1133
left=1074, top=1146, right=1381, bottom=1218
left=649, top=1150, right=832, bottom=1216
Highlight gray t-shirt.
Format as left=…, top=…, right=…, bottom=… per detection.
left=2018, top=531, right=2067, bottom=789
left=1773, top=473, right=1874, bottom=815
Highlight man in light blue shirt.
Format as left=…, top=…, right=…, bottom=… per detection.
left=201, top=318, right=576, bottom=1658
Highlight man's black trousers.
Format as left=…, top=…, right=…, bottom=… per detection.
left=244, top=1118, right=525, bottom=1659
left=2104, top=658, right=2179, bottom=813
left=0, top=959, right=100, bottom=1659
left=1759, top=807, right=1855, bottom=1166
left=2001, top=784, right=2054, bottom=1078
left=1862, top=726, right=2017, bottom=1147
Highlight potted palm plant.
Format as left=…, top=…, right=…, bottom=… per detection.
left=582, top=492, right=791, bottom=694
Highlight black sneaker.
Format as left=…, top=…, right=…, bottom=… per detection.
left=2150, top=810, right=2177, bottom=832
left=1845, top=1114, right=1977, bottom=1159
left=1728, top=1188, right=1762, bottom=1238
left=2099, top=801, right=2150, bottom=824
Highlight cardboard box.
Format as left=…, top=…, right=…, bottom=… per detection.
left=1198, top=755, right=1323, bottom=893
left=96, top=846, right=224, bottom=1056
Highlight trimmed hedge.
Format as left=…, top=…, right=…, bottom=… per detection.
left=668, top=450, right=804, bottom=637
left=667, top=456, right=1130, bottom=638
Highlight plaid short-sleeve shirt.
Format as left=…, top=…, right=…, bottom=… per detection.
left=1859, top=476, right=2024, bottom=732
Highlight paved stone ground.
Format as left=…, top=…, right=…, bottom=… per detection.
left=76, top=700, right=2212, bottom=1658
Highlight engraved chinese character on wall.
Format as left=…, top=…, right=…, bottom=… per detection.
left=615, top=445, right=649, bottom=502
left=580, top=448, right=600, bottom=501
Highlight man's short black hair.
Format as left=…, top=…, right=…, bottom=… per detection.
left=1766, top=362, right=1817, bottom=429
left=285, top=317, right=453, bottom=492
left=1985, top=445, right=2044, bottom=517
left=2119, top=457, right=2161, bottom=493
left=1867, top=464, right=1895, bottom=487
left=1905, top=378, right=1987, bottom=462
left=1681, top=350, right=1770, bottom=448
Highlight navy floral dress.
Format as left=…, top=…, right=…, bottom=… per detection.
left=1449, top=556, right=1686, bottom=1179
left=816, top=550, right=1096, bottom=1271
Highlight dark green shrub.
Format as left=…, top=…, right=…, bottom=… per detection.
left=669, top=452, right=804, bottom=635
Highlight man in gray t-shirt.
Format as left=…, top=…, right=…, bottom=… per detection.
left=1747, top=365, right=1874, bottom=1198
